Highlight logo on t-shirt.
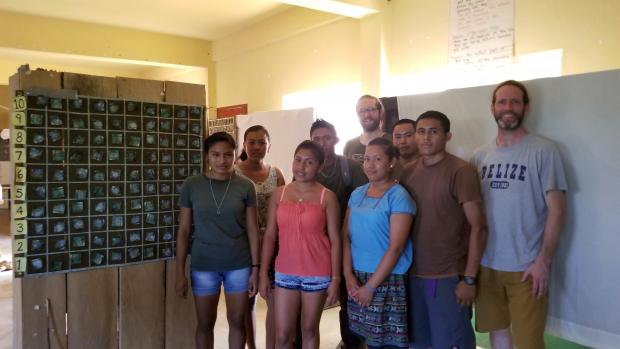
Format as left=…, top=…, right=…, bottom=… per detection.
left=480, top=163, right=527, bottom=189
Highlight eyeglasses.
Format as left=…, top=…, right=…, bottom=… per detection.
left=357, top=107, right=379, bottom=114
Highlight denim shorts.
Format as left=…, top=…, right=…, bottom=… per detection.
left=191, top=267, right=251, bottom=296
left=274, top=271, right=331, bottom=292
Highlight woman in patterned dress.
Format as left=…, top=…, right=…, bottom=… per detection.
left=235, top=125, right=285, bottom=349
left=343, top=137, right=416, bottom=348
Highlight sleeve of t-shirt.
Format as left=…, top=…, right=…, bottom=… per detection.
left=388, top=185, right=416, bottom=216
left=347, top=186, right=364, bottom=208
left=245, top=179, right=258, bottom=207
left=453, top=164, right=483, bottom=204
left=541, top=143, right=568, bottom=193
left=178, top=177, right=193, bottom=208
left=349, top=159, right=369, bottom=189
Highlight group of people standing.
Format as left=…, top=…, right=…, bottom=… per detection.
left=175, top=79, right=567, bottom=349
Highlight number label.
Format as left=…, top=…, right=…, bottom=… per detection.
left=12, top=148, right=25, bottom=163
left=13, top=185, right=25, bottom=201
left=13, top=96, right=26, bottom=111
left=12, top=220, right=26, bottom=236
left=12, top=111, right=25, bottom=126
left=12, top=129, right=25, bottom=145
left=13, top=238, right=26, bottom=254
left=14, top=257, right=26, bottom=273
left=15, top=167, right=25, bottom=183
left=13, top=203, right=27, bottom=219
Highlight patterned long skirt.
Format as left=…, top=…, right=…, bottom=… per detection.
left=347, top=270, right=409, bottom=348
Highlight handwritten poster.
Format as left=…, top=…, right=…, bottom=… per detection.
left=449, top=0, right=514, bottom=69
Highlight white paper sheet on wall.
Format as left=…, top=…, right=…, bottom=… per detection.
left=236, top=108, right=315, bottom=182
left=449, top=0, right=514, bottom=70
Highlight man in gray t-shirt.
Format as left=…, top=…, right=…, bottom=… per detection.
left=472, top=80, right=567, bottom=349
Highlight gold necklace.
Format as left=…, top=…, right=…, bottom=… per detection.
left=209, top=173, right=232, bottom=215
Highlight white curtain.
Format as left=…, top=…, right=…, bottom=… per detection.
left=236, top=108, right=315, bottom=182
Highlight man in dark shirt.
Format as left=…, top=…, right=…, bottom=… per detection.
left=311, top=119, right=367, bottom=348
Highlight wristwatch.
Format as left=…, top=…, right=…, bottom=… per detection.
left=462, top=275, right=477, bottom=286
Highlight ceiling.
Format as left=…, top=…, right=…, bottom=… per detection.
left=0, top=0, right=291, bottom=40
left=0, top=0, right=382, bottom=83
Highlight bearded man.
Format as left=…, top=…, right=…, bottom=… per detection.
left=471, top=80, right=568, bottom=349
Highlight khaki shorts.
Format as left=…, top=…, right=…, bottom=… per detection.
left=475, top=266, right=548, bottom=349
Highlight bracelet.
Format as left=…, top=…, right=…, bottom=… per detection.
left=364, top=283, right=376, bottom=293
left=251, top=264, right=260, bottom=268
left=331, top=276, right=341, bottom=280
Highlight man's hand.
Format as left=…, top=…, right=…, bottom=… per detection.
left=521, top=257, right=550, bottom=299
left=455, top=281, right=476, bottom=306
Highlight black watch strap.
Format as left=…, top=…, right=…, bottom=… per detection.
left=462, top=275, right=477, bottom=286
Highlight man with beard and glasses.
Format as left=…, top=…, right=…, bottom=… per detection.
left=472, top=80, right=568, bottom=349
left=344, top=95, right=392, bottom=164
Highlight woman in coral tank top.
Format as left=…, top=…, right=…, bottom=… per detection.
left=259, top=140, right=341, bottom=349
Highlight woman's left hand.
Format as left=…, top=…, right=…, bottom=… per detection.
left=326, top=280, right=339, bottom=306
left=353, top=285, right=374, bottom=307
left=248, top=268, right=258, bottom=297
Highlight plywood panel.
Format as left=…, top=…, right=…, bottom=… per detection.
left=67, top=268, right=118, bottom=349
left=119, top=262, right=165, bottom=349
left=18, top=275, right=67, bottom=349
left=165, top=260, right=196, bottom=349
left=62, top=73, right=116, bottom=97
left=117, top=77, right=164, bottom=102
left=164, top=81, right=206, bottom=106
left=9, top=68, right=65, bottom=349
left=163, top=80, right=202, bottom=348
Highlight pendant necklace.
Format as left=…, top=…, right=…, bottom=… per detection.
left=209, top=173, right=232, bottom=215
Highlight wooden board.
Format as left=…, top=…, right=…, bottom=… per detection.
left=67, top=268, right=118, bottom=349
left=116, top=76, right=167, bottom=348
left=162, top=81, right=203, bottom=348
left=62, top=72, right=116, bottom=97
left=18, top=275, right=67, bottom=349
left=164, top=81, right=206, bottom=105
left=165, top=260, right=197, bottom=349
left=9, top=68, right=65, bottom=349
left=117, top=77, right=164, bottom=102
left=119, top=262, right=165, bottom=349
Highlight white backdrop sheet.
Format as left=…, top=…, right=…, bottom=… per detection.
left=396, top=70, right=620, bottom=348
left=236, top=108, right=315, bottom=182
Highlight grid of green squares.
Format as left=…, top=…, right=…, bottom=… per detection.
left=22, top=95, right=203, bottom=275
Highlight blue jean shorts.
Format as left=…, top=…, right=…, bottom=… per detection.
left=274, top=271, right=331, bottom=292
left=191, top=267, right=251, bottom=296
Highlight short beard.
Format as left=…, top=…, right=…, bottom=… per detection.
left=495, top=111, right=523, bottom=130
left=362, top=121, right=380, bottom=133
